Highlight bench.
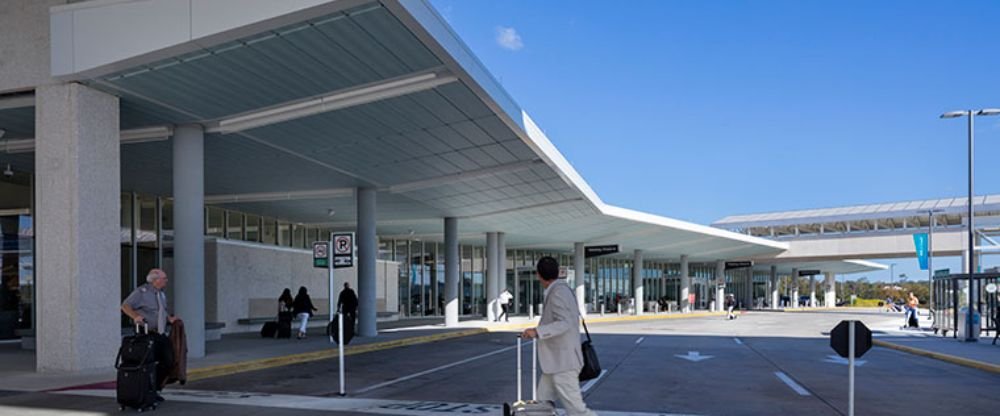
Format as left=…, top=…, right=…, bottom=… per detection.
left=205, top=322, right=226, bottom=341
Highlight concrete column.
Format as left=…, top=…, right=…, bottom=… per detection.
left=486, top=232, right=499, bottom=321
left=574, top=243, right=586, bottom=316
left=824, top=272, right=836, bottom=307
left=357, top=188, right=377, bottom=337
left=498, top=232, right=507, bottom=320
left=35, top=83, right=120, bottom=371
left=809, top=275, right=817, bottom=308
left=173, top=124, right=207, bottom=357
left=745, top=269, right=753, bottom=308
left=632, top=250, right=644, bottom=315
left=444, top=218, right=459, bottom=326
left=791, top=269, right=799, bottom=308
left=715, top=260, right=726, bottom=312
left=680, top=255, right=690, bottom=313
left=770, top=265, right=779, bottom=310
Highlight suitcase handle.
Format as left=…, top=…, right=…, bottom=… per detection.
left=115, top=323, right=153, bottom=371
left=515, top=336, right=538, bottom=402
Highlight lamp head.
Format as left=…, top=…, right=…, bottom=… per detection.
left=940, top=111, right=967, bottom=119
left=977, top=108, right=1000, bottom=116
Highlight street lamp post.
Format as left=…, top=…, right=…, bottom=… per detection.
left=941, top=108, right=1000, bottom=342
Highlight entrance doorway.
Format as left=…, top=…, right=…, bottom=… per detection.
left=514, top=266, right=542, bottom=315
left=0, top=168, right=33, bottom=341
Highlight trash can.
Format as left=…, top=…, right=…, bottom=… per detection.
left=957, top=307, right=981, bottom=341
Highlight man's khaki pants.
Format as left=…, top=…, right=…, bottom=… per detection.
left=537, top=370, right=597, bottom=416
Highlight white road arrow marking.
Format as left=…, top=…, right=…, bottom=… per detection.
left=674, top=351, right=714, bottom=362
left=823, top=355, right=867, bottom=366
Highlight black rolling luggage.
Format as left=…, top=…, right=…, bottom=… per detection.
left=276, top=320, right=293, bottom=339
left=503, top=336, right=556, bottom=416
left=115, top=324, right=159, bottom=412
left=277, top=310, right=294, bottom=338
left=260, top=321, right=278, bottom=338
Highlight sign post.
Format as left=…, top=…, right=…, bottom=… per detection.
left=830, top=320, right=872, bottom=416
left=338, top=310, right=345, bottom=396
left=320, top=232, right=354, bottom=396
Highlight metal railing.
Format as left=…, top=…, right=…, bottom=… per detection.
left=931, top=273, right=1000, bottom=338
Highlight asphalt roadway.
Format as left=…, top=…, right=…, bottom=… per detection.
left=2, top=310, right=997, bottom=415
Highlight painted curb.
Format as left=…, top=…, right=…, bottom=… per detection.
left=873, top=339, right=1000, bottom=374
left=187, top=328, right=488, bottom=381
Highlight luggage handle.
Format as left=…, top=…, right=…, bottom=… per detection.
left=515, top=335, right=538, bottom=403
left=115, top=323, right=153, bottom=371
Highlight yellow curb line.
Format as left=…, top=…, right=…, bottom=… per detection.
left=873, top=339, right=1000, bottom=374
left=186, top=328, right=488, bottom=382
left=483, top=311, right=729, bottom=332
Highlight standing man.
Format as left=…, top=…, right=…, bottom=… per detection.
left=338, top=282, right=359, bottom=323
left=497, top=288, right=513, bottom=322
left=121, top=269, right=177, bottom=399
left=521, top=257, right=596, bottom=416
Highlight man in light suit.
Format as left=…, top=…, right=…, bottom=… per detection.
left=522, top=257, right=597, bottom=416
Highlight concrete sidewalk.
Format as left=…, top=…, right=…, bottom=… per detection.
left=868, top=316, right=1000, bottom=374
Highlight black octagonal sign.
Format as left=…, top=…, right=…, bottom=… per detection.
left=830, top=320, right=872, bottom=358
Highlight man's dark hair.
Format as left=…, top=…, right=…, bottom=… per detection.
left=536, top=256, right=559, bottom=281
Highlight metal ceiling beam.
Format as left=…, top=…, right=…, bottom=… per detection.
left=205, top=68, right=459, bottom=134
left=204, top=187, right=354, bottom=204
left=2, top=125, right=173, bottom=153
left=386, top=159, right=543, bottom=194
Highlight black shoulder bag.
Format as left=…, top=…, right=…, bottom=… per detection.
left=578, top=317, right=601, bottom=381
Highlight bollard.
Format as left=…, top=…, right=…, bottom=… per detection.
left=528, top=304, right=534, bottom=320
left=600, top=304, right=605, bottom=316
left=538, top=303, right=543, bottom=317
left=655, top=303, right=659, bottom=314
left=617, top=303, right=622, bottom=316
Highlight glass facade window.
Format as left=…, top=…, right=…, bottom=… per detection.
left=0, top=168, right=34, bottom=337
left=244, top=214, right=260, bottom=242
left=261, top=217, right=276, bottom=245
left=277, top=222, right=291, bottom=247
left=292, top=225, right=305, bottom=249
left=226, top=211, right=243, bottom=240
left=206, top=207, right=225, bottom=238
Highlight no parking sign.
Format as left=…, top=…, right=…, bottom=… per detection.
left=332, top=232, right=354, bottom=268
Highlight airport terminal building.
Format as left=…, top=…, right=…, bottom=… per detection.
left=0, top=0, right=884, bottom=373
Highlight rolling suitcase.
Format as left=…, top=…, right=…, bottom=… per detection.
left=277, top=310, right=294, bottom=339
left=260, top=321, right=278, bottom=338
left=276, top=320, right=293, bottom=339
left=503, top=336, right=556, bottom=416
left=115, top=324, right=159, bottom=412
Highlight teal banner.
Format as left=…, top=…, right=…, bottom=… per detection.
left=913, top=233, right=929, bottom=270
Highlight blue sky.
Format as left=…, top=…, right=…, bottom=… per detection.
left=429, top=0, right=1000, bottom=281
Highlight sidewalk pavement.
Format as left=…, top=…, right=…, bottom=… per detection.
left=867, top=312, right=1000, bottom=374
left=0, top=310, right=719, bottom=392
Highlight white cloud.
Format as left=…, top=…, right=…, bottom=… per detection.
left=495, top=26, right=524, bottom=51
